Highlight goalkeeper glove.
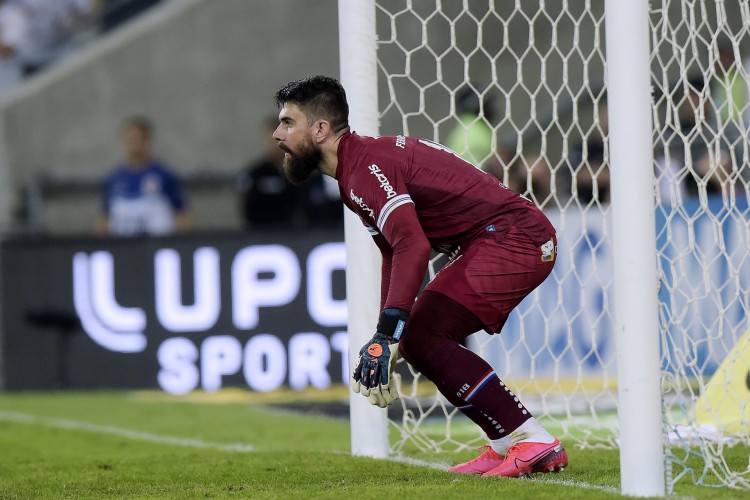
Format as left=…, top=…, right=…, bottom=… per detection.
left=351, top=308, right=409, bottom=408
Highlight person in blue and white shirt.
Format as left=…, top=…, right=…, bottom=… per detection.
left=99, top=116, right=191, bottom=237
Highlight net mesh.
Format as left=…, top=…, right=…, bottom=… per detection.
left=372, top=0, right=750, bottom=491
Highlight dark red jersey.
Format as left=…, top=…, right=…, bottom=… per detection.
left=336, top=132, right=555, bottom=312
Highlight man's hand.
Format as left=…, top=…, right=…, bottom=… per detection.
left=351, top=333, right=399, bottom=407
left=351, top=308, right=408, bottom=408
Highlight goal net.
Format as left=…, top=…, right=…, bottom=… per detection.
left=366, top=0, right=750, bottom=492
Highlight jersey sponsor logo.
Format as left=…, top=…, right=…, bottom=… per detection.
left=349, top=189, right=375, bottom=218
left=541, top=239, right=556, bottom=262
left=395, top=135, right=406, bottom=149
left=368, top=164, right=397, bottom=200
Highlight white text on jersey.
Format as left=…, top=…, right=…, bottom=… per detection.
left=349, top=189, right=375, bottom=218
left=368, top=164, right=397, bottom=200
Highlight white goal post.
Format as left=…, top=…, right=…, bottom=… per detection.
left=338, top=0, right=388, bottom=458
left=603, top=0, right=664, bottom=495
left=340, top=0, right=750, bottom=496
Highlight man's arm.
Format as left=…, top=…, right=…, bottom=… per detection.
left=379, top=203, right=431, bottom=312
left=369, top=202, right=431, bottom=312
left=371, top=233, right=392, bottom=311
left=351, top=204, right=430, bottom=407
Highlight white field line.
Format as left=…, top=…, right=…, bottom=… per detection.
left=533, top=476, right=621, bottom=495
left=388, top=454, right=623, bottom=496
left=0, top=410, right=254, bottom=453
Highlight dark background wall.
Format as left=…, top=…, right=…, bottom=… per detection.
left=1, top=229, right=347, bottom=391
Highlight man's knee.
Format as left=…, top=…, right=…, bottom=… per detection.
left=398, top=290, right=483, bottom=371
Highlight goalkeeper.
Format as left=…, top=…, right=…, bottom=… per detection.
left=272, top=76, right=567, bottom=478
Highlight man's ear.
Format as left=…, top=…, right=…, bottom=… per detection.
left=312, top=119, right=331, bottom=143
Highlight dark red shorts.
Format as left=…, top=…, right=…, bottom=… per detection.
left=424, top=226, right=556, bottom=334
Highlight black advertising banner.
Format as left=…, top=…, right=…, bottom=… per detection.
left=0, top=230, right=348, bottom=391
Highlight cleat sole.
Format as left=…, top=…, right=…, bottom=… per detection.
left=531, top=446, right=568, bottom=475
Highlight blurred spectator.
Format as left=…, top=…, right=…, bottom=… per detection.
left=655, top=76, right=726, bottom=205
left=569, top=100, right=610, bottom=205
left=0, top=0, right=25, bottom=92
left=706, top=37, right=749, bottom=192
left=0, top=1, right=23, bottom=56
left=98, top=116, right=191, bottom=237
left=309, top=175, right=345, bottom=228
left=237, top=116, right=309, bottom=229
left=237, top=116, right=343, bottom=230
left=710, top=38, right=746, bottom=149
left=0, top=0, right=96, bottom=77
left=509, top=154, right=554, bottom=209
left=444, top=84, right=505, bottom=180
left=678, top=77, right=711, bottom=173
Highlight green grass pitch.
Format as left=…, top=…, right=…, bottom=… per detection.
left=0, top=390, right=747, bottom=499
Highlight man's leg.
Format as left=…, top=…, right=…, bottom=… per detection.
left=399, top=290, right=566, bottom=476
left=400, top=291, right=527, bottom=439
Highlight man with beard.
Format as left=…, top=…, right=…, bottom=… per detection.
left=272, top=76, right=567, bottom=478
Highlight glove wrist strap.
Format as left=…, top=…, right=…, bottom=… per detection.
left=377, top=308, right=409, bottom=342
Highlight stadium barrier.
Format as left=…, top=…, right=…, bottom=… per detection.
left=1, top=195, right=746, bottom=397
left=0, top=229, right=348, bottom=391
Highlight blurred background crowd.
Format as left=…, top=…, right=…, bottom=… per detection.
left=0, top=0, right=162, bottom=86
left=0, top=0, right=747, bottom=238
left=0, top=0, right=347, bottom=237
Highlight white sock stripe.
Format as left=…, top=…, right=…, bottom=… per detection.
left=0, top=410, right=254, bottom=452
left=377, top=194, right=413, bottom=231
left=465, top=372, right=497, bottom=402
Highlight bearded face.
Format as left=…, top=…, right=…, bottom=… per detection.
left=280, top=134, right=322, bottom=184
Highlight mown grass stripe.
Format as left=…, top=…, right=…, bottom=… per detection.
left=0, top=410, right=255, bottom=453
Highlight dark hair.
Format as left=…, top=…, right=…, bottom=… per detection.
left=122, top=115, right=153, bottom=138
left=274, top=76, right=349, bottom=133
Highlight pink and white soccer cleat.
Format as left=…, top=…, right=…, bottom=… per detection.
left=482, top=439, right=568, bottom=478
left=447, top=445, right=506, bottom=475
